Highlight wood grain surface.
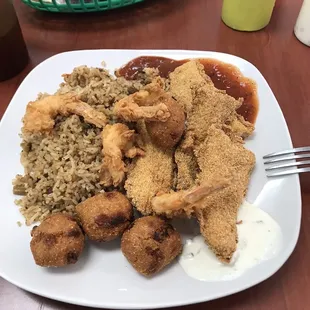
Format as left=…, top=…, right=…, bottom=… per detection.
left=1, top=0, right=310, bottom=309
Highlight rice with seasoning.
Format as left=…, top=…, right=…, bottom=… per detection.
left=13, top=65, right=160, bottom=225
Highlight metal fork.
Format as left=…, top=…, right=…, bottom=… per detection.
left=264, top=146, right=310, bottom=177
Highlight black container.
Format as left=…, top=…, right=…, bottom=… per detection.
left=0, top=0, right=29, bottom=82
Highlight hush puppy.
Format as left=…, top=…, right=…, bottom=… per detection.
left=76, top=191, right=133, bottom=242
left=146, top=99, right=185, bottom=150
left=30, top=213, right=85, bottom=267
left=121, top=216, right=182, bottom=276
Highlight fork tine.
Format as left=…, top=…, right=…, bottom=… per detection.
left=265, top=160, right=310, bottom=171
left=263, top=146, right=310, bottom=159
left=264, top=153, right=310, bottom=164
left=267, top=167, right=310, bottom=177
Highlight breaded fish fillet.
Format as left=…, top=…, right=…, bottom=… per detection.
left=125, top=122, right=174, bottom=215
left=174, top=147, right=197, bottom=191
left=184, top=84, right=243, bottom=147
left=195, top=126, right=255, bottom=262
left=169, top=60, right=254, bottom=190
left=169, top=60, right=211, bottom=113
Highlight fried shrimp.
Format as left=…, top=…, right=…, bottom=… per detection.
left=114, top=96, right=170, bottom=122
left=22, top=94, right=107, bottom=134
left=114, top=79, right=185, bottom=149
left=100, top=123, right=145, bottom=187
left=151, top=175, right=230, bottom=217
left=113, top=79, right=171, bottom=122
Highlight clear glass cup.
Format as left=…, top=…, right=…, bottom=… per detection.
left=0, top=0, right=29, bottom=81
left=222, top=0, right=276, bottom=32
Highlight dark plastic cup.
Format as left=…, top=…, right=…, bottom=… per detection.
left=0, top=0, right=29, bottom=82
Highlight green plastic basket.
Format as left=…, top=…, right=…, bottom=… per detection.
left=21, top=0, right=144, bottom=13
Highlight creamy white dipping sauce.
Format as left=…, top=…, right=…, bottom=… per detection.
left=179, top=202, right=282, bottom=281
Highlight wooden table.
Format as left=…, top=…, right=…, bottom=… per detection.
left=1, top=0, right=310, bottom=309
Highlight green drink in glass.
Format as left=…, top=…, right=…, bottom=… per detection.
left=222, top=0, right=276, bottom=31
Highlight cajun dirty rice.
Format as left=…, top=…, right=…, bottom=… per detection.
left=13, top=65, right=159, bottom=225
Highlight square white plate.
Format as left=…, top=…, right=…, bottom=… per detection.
left=0, top=50, right=301, bottom=309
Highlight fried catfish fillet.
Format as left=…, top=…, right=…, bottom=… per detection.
left=169, top=60, right=254, bottom=190
left=195, top=126, right=255, bottom=262
left=124, top=122, right=174, bottom=215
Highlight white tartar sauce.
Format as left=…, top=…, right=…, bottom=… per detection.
left=178, top=201, right=282, bottom=281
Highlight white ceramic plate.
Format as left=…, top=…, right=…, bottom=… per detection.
left=0, top=50, right=301, bottom=309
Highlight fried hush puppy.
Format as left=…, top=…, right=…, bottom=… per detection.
left=146, top=97, right=185, bottom=150
left=30, top=214, right=85, bottom=267
left=121, top=216, right=182, bottom=276
left=76, top=192, right=133, bottom=242
left=114, top=79, right=185, bottom=150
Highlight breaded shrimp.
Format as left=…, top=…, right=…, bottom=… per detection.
left=100, top=123, right=145, bottom=187
left=113, top=79, right=171, bottom=122
left=114, top=79, right=185, bottom=149
left=22, top=94, right=107, bottom=134
left=151, top=175, right=230, bottom=217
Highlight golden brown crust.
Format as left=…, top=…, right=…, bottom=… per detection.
left=169, top=60, right=211, bottom=113
left=195, top=126, right=255, bottom=262
left=114, top=79, right=185, bottom=150
left=170, top=60, right=252, bottom=194
left=151, top=176, right=230, bottom=218
left=223, top=114, right=255, bottom=142
left=30, top=213, right=85, bottom=267
left=168, top=60, right=256, bottom=262
left=23, top=94, right=107, bottom=134
left=146, top=98, right=185, bottom=150
left=100, top=124, right=145, bottom=187
left=183, top=85, right=242, bottom=148
left=174, top=146, right=198, bottom=191
left=125, top=122, right=174, bottom=215
left=113, top=79, right=171, bottom=122
left=121, top=216, right=182, bottom=276
left=75, top=192, right=133, bottom=242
